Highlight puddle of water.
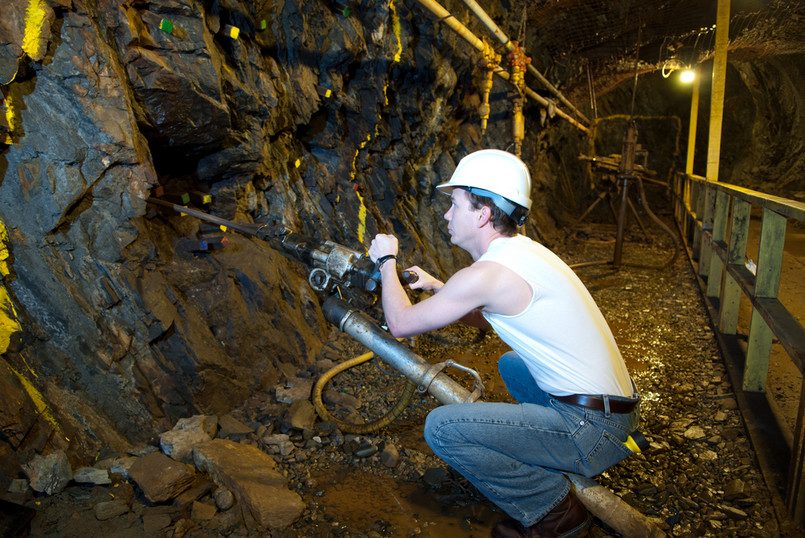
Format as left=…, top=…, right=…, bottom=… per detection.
left=306, top=466, right=499, bottom=537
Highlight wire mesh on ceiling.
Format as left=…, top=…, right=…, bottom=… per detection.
left=511, top=0, right=804, bottom=90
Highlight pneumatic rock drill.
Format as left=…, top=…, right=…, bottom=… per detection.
left=148, top=197, right=416, bottom=302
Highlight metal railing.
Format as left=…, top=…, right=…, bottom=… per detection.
left=673, top=172, right=805, bottom=522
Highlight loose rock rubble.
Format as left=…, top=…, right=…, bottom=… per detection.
left=6, top=224, right=799, bottom=537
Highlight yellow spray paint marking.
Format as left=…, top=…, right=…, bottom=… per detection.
left=2, top=97, right=16, bottom=145
left=390, top=0, right=402, bottom=64
left=0, top=220, right=21, bottom=353
left=356, top=189, right=367, bottom=244
left=10, top=362, right=60, bottom=431
left=19, top=351, right=37, bottom=379
left=22, top=0, right=48, bottom=60
left=349, top=149, right=368, bottom=244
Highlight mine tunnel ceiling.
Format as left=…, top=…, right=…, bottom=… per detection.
left=494, top=0, right=803, bottom=101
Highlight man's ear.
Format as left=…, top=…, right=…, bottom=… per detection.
left=478, top=205, right=492, bottom=227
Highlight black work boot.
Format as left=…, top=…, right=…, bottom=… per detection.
left=491, top=491, right=592, bottom=538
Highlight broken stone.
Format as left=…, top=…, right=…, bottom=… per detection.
left=193, top=439, right=304, bottom=529
left=191, top=500, right=217, bottom=521
left=422, top=467, right=449, bottom=488
left=342, top=434, right=376, bottom=455
left=128, top=452, right=196, bottom=503
left=109, top=456, right=137, bottom=478
left=23, top=450, right=72, bottom=495
left=724, top=478, right=746, bottom=500
left=174, top=476, right=214, bottom=505
left=720, top=505, right=748, bottom=520
left=698, top=450, right=719, bottom=462
left=73, top=467, right=112, bottom=485
left=128, top=445, right=159, bottom=457
left=275, top=377, right=314, bottom=403
left=684, top=425, right=706, bottom=440
left=7, top=478, right=28, bottom=493
left=316, top=421, right=339, bottom=435
left=94, top=498, right=130, bottom=520
left=670, top=418, right=695, bottom=431
left=323, top=390, right=361, bottom=410
left=718, top=398, right=738, bottom=410
left=714, top=410, right=729, bottom=422
left=112, top=481, right=136, bottom=504
left=312, top=359, right=336, bottom=374
left=380, top=443, right=399, bottom=467
left=143, top=513, right=172, bottom=534
left=263, top=433, right=296, bottom=457
left=214, top=487, right=235, bottom=510
left=160, top=428, right=212, bottom=463
left=174, top=415, right=219, bottom=438
left=285, top=399, right=317, bottom=431
left=173, top=518, right=196, bottom=538
left=355, top=443, right=378, bottom=458
left=218, top=414, right=254, bottom=437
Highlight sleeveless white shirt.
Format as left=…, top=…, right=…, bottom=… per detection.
left=478, top=235, right=633, bottom=397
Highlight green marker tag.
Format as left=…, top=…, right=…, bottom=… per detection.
left=260, top=19, right=267, bottom=30
left=159, top=19, right=174, bottom=34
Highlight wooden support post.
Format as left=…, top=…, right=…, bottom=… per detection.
left=743, top=208, right=786, bottom=392
left=788, top=377, right=805, bottom=522
left=683, top=176, right=692, bottom=243
left=706, top=189, right=729, bottom=297
left=692, top=182, right=703, bottom=261
left=699, top=185, right=716, bottom=278
left=719, top=199, right=751, bottom=335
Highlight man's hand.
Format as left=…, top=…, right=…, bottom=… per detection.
left=368, top=234, right=399, bottom=263
left=405, top=265, right=443, bottom=292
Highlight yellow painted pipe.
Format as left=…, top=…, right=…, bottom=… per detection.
left=457, top=0, right=591, bottom=126
left=414, top=0, right=591, bottom=136
left=685, top=66, right=700, bottom=176
left=706, top=0, right=730, bottom=182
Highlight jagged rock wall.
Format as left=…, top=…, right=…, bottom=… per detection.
left=0, top=0, right=557, bottom=486
left=719, top=56, right=805, bottom=196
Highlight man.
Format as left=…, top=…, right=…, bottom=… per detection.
left=368, top=149, right=639, bottom=538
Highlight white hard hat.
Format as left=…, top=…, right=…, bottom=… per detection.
left=436, top=149, right=532, bottom=225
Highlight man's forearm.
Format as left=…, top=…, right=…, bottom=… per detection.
left=379, top=259, right=415, bottom=337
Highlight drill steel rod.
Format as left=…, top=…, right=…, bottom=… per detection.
left=148, top=197, right=260, bottom=237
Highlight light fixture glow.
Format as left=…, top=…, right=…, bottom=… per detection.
left=680, top=69, right=695, bottom=83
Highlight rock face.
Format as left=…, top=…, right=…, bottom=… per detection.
left=0, top=0, right=802, bottom=496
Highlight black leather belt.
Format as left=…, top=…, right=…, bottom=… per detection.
left=552, top=393, right=638, bottom=414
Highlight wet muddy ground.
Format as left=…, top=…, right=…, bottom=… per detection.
left=14, top=215, right=804, bottom=537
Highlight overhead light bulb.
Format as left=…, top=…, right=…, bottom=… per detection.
left=680, top=69, right=695, bottom=83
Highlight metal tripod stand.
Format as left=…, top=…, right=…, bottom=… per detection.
left=570, top=123, right=680, bottom=270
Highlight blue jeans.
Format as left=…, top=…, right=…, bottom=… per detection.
left=424, top=352, right=640, bottom=526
